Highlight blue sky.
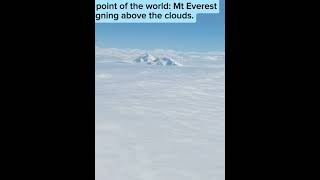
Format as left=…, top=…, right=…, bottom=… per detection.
left=95, top=0, right=224, bottom=52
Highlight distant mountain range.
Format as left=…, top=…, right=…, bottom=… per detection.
left=133, top=54, right=183, bottom=66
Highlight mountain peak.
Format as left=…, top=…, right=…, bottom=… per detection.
left=133, top=54, right=182, bottom=66
left=133, top=53, right=156, bottom=64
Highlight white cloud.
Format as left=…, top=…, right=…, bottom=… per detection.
left=95, top=73, right=112, bottom=80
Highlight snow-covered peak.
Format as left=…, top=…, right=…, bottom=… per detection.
left=154, top=57, right=183, bottom=66
left=133, top=53, right=156, bottom=64
left=133, top=54, right=183, bottom=66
